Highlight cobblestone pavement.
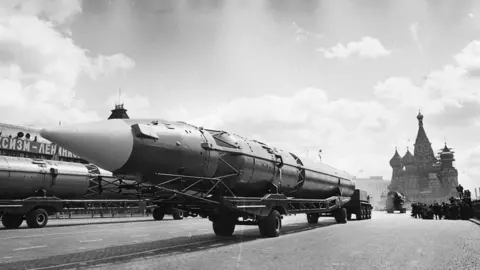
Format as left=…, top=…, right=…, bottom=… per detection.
left=88, top=211, right=480, bottom=270
left=0, top=212, right=478, bottom=270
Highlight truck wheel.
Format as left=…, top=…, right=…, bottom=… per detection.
left=334, top=208, right=347, bottom=224
left=172, top=211, right=184, bottom=220
left=307, top=213, right=319, bottom=224
left=152, top=208, right=165, bottom=221
left=356, top=209, right=363, bottom=220
left=26, top=209, right=48, bottom=228
left=258, top=210, right=282, bottom=238
left=1, top=213, right=23, bottom=229
left=367, top=209, right=372, bottom=219
left=258, top=210, right=282, bottom=237
left=347, top=212, right=352, bottom=221
left=212, top=215, right=236, bottom=237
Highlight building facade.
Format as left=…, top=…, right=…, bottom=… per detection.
left=388, top=112, right=458, bottom=204
left=354, top=176, right=390, bottom=210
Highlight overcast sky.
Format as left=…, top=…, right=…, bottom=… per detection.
left=1, top=0, right=480, bottom=191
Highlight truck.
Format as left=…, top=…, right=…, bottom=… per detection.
left=343, top=189, right=373, bottom=220
left=385, top=190, right=407, bottom=213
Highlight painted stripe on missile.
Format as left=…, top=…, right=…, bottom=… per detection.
left=235, top=205, right=267, bottom=208
left=0, top=205, right=23, bottom=208
left=13, top=245, right=47, bottom=251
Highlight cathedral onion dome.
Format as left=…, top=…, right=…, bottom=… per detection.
left=390, top=148, right=402, bottom=167
left=402, top=148, right=415, bottom=166
left=417, top=111, right=424, bottom=121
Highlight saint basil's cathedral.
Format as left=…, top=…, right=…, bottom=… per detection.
left=388, top=112, right=459, bottom=203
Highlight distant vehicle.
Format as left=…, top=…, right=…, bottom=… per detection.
left=386, top=191, right=407, bottom=213
left=343, top=189, right=373, bottom=220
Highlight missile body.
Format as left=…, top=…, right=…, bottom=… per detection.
left=0, top=155, right=141, bottom=200
left=41, top=119, right=356, bottom=199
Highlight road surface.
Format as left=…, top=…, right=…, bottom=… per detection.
left=0, top=211, right=478, bottom=270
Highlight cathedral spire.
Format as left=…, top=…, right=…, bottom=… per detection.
left=414, top=111, right=436, bottom=164
left=415, top=111, right=429, bottom=144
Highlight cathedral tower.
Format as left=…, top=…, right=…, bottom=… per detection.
left=437, top=143, right=458, bottom=192
left=413, top=112, right=437, bottom=166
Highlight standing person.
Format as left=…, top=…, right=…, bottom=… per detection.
left=433, top=202, right=441, bottom=220
left=457, top=184, right=464, bottom=199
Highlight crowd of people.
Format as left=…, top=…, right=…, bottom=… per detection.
left=410, top=185, right=475, bottom=220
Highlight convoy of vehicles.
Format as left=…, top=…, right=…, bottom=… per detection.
left=41, top=118, right=375, bottom=237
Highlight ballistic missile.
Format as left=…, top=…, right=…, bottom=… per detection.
left=0, top=155, right=145, bottom=200
left=41, top=119, right=356, bottom=199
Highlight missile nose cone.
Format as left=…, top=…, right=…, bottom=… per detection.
left=40, top=119, right=134, bottom=172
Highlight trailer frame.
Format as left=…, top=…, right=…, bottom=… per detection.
left=136, top=172, right=351, bottom=238
left=0, top=197, right=147, bottom=229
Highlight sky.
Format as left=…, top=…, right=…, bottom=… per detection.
left=0, top=0, right=480, bottom=192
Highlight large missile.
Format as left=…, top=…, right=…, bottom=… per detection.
left=41, top=119, right=356, bottom=199
left=0, top=155, right=144, bottom=200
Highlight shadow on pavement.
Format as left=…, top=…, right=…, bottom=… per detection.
left=0, top=218, right=340, bottom=270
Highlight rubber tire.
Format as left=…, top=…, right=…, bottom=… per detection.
left=347, top=212, right=352, bottom=221
left=1, top=214, right=23, bottom=229
left=307, top=213, right=319, bottom=224
left=152, top=208, right=165, bottom=221
left=334, top=208, right=347, bottom=224
left=356, top=209, right=363, bottom=220
left=172, top=211, right=184, bottom=220
left=258, top=210, right=282, bottom=238
left=26, top=209, right=48, bottom=228
left=212, top=215, right=236, bottom=237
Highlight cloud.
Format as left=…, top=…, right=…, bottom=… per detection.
left=1, top=0, right=82, bottom=24
left=454, top=40, right=480, bottom=71
left=374, top=39, right=480, bottom=117
left=291, top=22, right=323, bottom=44
left=316, top=36, right=392, bottom=59
left=177, top=87, right=397, bottom=178
left=88, top=54, right=136, bottom=80
left=409, top=22, right=422, bottom=50
left=0, top=1, right=136, bottom=127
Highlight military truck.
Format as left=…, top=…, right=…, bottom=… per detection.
left=386, top=191, right=406, bottom=213
left=343, top=189, right=373, bottom=220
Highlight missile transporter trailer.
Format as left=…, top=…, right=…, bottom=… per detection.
left=0, top=156, right=189, bottom=229
left=342, top=189, right=373, bottom=220
left=386, top=191, right=407, bottom=213
left=40, top=118, right=372, bottom=238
